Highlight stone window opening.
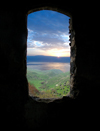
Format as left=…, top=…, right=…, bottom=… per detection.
left=26, top=8, right=76, bottom=102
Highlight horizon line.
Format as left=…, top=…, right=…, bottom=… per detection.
left=27, top=55, right=70, bottom=57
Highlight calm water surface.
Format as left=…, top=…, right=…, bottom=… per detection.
left=27, top=62, right=70, bottom=73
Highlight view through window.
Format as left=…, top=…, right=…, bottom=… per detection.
left=27, top=10, right=70, bottom=99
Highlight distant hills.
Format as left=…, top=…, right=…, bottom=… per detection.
left=27, top=55, right=70, bottom=63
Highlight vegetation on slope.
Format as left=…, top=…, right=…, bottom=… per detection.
left=27, top=68, right=70, bottom=98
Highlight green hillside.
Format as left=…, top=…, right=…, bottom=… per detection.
left=27, top=68, right=70, bottom=98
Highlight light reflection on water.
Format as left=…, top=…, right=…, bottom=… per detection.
left=27, top=62, right=70, bottom=73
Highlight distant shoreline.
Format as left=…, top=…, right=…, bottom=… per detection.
left=27, top=55, right=70, bottom=63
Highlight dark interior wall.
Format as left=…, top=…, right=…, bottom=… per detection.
left=72, top=9, right=100, bottom=100
left=0, top=2, right=99, bottom=129
left=0, top=10, right=28, bottom=129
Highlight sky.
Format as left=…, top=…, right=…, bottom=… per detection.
left=27, top=10, right=70, bottom=57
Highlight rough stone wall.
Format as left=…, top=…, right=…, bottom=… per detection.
left=69, top=18, right=77, bottom=98
left=0, top=10, right=28, bottom=129
left=72, top=10, right=100, bottom=101
left=0, top=2, right=99, bottom=130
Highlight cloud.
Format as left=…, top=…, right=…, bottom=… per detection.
left=27, top=10, right=70, bottom=54
left=27, top=10, right=69, bottom=34
left=27, top=28, right=69, bottom=49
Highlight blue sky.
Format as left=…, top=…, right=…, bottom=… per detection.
left=27, top=10, right=70, bottom=57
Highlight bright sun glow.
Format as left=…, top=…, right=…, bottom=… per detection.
left=57, top=53, right=60, bottom=57
left=44, top=48, right=70, bottom=57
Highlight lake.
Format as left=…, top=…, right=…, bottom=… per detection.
left=27, top=62, right=70, bottom=73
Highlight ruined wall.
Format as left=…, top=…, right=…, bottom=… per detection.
left=73, top=11, right=100, bottom=101
left=69, top=18, right=77, bottom=98
left=0, top=2, right=99, bottom=130
left=0, top=10, right=28, bottom=129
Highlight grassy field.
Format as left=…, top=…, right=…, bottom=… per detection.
left=27, top=68, right=70, bottom=98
